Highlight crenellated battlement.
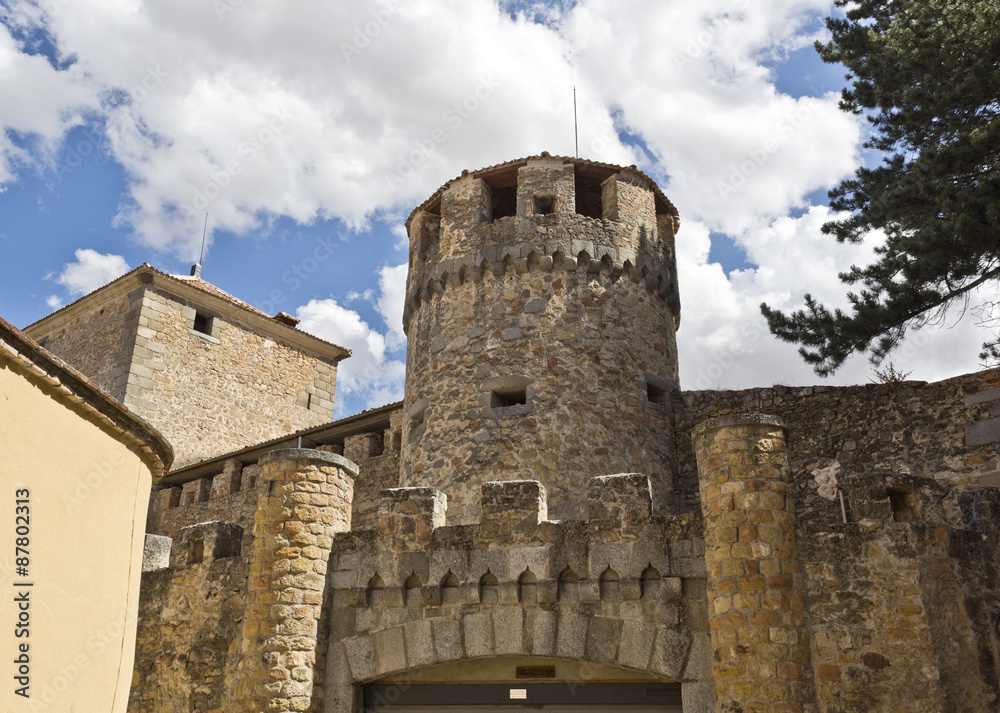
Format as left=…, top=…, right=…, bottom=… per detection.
left=329, top=474, right=706, bottom=599
left=402, top=236, right=680, bottom=332
left=403, top=153, right=680, bottom=333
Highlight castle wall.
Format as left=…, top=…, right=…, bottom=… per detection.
left=36, top=288, right=137, bottom=399
left=401, top=157, right=681, bottom=524
left=126, top=284, right=338, bottom=467
left=323, top=474, right=715, bottom=713
left=129, top=523, right=247, bottom=713
left=677, top=368, right=1000, bottom=525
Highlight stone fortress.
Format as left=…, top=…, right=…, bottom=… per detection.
left=23, top=154, right=1000, bottom=713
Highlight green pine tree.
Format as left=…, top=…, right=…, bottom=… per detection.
left=760, top=0, right=1000, bottom=376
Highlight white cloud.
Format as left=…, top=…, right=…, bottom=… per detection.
left=295, top=297, right=405, bottom=417
left=45, top=295, right=62, bottom=309
left=676, top=208, right=990, bottom=390
left=54, top=249, right=130, bottom=296
left=0, top=18, right=96, bottom=187
left=1, top=0, right=984, bottom=410
left=375, top=263, right=408, bottom=350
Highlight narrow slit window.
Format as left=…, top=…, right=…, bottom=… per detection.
left=189, top=537, right=205, bottom=565
left=409, top=409, right=426, bottom=441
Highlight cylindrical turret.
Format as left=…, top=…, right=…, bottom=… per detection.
left=233, top=449, right=356, bottom=712
left=400, top=154, right=681, bottom=523
left=693, top=415, right=815, bottom=713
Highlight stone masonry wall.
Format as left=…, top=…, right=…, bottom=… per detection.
left=35, top=289, right=136, bottom=400
left=126, top=285, right=338, bottom=467
left=402, top=157, right=681, bottom=524
left=798, top=474, right=994, bottom=712
left=323, top=474, right=715, bottom=713
left=694, top=415, right=816, bottom=713
left=677, top=368, right=1000, bottom=526
left=129, top=522, right=248, bottom=713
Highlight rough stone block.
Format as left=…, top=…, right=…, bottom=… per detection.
left=681, top=681, right=717, bottom=713
left=152, top=487, right=181, bottom=512
left=588, top=474, right=652, bottom=530
left=526, top=609, right=557, bottom=656
left=432, top=619, right=463, bottom=662
left=343, top=635, right=374, bottom=681
left=958, top=487, right=1000, bottom=533
left=142, top=534, right=171, bottom=572
left=378, top=487, right=446, bottom=539
left=556, top=613, right=587, bottom=658
left=373, top=628, right=406, bottom=675
left=463, top=612, right=494, bottom=658
left=585, top=617, right=621, bottom=663
left=170, top=521, right=242, bottom=567
left=480, top=480, right=548, bottom=539
left=617, top=619, right=656, bottom=670
left=180, top=478, right=211, bottom=506
left=964, top=388, right=1000, bottom=406
left=403, top=620, right=435, bottom=668
left=493, top=606, right=524, bottom=655
left=966, top=418, right=1000, bottom=446
left=650, top=628, right=691, bottom=680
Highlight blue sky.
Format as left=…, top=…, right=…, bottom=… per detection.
left=0, top=0, right=982, bottom=417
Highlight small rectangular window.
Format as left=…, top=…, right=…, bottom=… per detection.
left=193, top=312, right=213, bottom=335
left=534, top=194, right=556, bottom=215
left=492, top=388, right=527, bottom=408
left=647, top=381, right=669, bottom=405
left=189, top=537, right=205, bottom=565
left=887, top=488, right=919, bottom=522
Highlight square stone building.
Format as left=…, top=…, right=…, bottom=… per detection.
left=26, top=155, right=1000, bottom=713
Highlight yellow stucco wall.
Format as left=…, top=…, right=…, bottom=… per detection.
left=0, top=357, right=152, bottom=713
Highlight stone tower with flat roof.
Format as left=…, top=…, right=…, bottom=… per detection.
left=399, top=153, right=682, bottom=523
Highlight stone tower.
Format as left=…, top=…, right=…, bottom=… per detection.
left=400, top=154, right=681, bottom=523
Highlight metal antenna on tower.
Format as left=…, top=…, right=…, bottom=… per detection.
left=573, top=86, right=579, bottom=158
left=191, top=213, right=209, bottom=280
left=199, top=213, right=209, bottom=270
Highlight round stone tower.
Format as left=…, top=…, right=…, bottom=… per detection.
left=400, top=154, right=681, bottom=523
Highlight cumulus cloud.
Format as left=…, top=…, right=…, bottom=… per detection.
left=676, top=209, right=988, bottom=389
left=295, top=298, right=405, bottom=417
left=1, top=0, right=984, bottom=411
left=0, top=17, right=96, bottom=187
left=54, top=249, right=130, bottom=296
left=375, top=263, right=408, bottom=350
